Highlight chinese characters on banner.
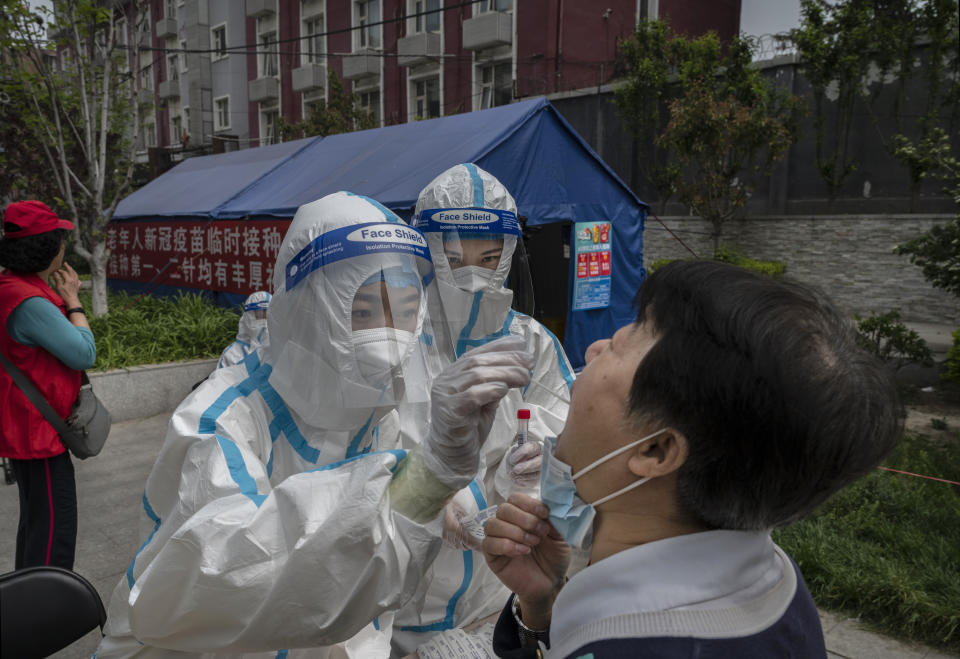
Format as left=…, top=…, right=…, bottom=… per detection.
left=106, top=220, right=289, bottom=295
left=571, top=220, right=612, bottom=311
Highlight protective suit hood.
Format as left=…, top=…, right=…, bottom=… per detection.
left=237, top=291, right=271, bottom=345
left=413, top=163, right=522, bottom=358
left=265, top=191, right=439, bottom=430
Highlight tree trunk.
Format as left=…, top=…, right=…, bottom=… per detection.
left=88, top=240, right=109, bottom=317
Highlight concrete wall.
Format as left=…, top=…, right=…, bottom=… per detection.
left=89, top=359, right=217, bottom=423
left=643, top=214, right=960, bottom=325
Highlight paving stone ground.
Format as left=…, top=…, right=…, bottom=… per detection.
left=1, top=413, right=956, bottom=659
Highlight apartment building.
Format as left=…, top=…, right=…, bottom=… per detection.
left=136, top=0, right=739, bottom=154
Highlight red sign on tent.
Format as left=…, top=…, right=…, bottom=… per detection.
left=106, top=220, right=289, bottom=295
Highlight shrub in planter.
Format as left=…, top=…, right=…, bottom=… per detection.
left=648, top=246, right=786, bottom=278
left=855, top=310, right=934, bottom=371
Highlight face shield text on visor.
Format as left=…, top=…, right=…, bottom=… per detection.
left=268, top=220, right=442, bottom=429
left=416, top=207, right=520, bottom=296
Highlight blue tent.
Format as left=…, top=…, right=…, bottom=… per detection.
left=112, top=97, right=648, bottom=368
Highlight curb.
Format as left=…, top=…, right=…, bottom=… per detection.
left=89, top=358, right=217, bottom=422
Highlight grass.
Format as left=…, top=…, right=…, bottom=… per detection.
left=774, top=429, right=960, bottom=652
left=78, top=291, right=240, bottom=371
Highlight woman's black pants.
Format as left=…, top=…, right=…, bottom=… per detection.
left=10, top=451, right=77, bottom=570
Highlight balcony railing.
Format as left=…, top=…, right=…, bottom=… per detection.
left=342, top=48, right=380, bottom=80
left=397, top=32, right=441, bottom=67
left=155, top=17, right=177, bottom=39
left=462, top=11, right=512, bottom=51
left=292, top=63, right=326, bottom=92
left=248, top=76, right=279, bottom=102
left=158, top=79, right=180, bottom=99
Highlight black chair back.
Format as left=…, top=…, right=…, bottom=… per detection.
left=0, top=566, right=107, bottom=659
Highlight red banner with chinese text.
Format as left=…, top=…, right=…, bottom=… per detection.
left=106, top=220, right=290, bottom=295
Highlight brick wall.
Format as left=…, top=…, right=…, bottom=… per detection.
left=642, top=215, right=960, bottom=325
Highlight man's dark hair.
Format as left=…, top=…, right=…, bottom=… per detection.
left=0, top=229, right=68, bottom=274
left=629, top=260, right=902, bottom=530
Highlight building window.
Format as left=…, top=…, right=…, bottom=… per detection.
left=179, top=39, right=188, bottom=72
left=167, top=53, right=179, bottom=80
left=303, top=92, right=323, bottom=120
left=183, top=107, right=190, bottom=140
left=214, top=95, right=230, bottom=131
left=412, top=0, right=440, bottom=33
left=258, top=17, right=279, bottom=77
left=116, top=18, right=127, bottom=46
left=412, top=76, right=439, bottom=119
left=143, top=122, right=157, bottom=148
left=357, top=0, right=381, bottom=49
left=211, top=24, right=227, bottom=60
left=261, top=104, right=280, bottom=145
left=140, top=63, right=153, bottom=90
left=479, top=61, right=511, bottom=109
left=303, top=14, right=324, bottom=64
left=476, top=0, right=512, bottom=12
left=357, top=88, right=380, bottom=125
left=170, top=114, right=182, bottom=145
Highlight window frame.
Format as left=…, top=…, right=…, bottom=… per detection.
left=410, top=74, right=440, bottom=121
left=260, top=102, right=281, bottom=146
left=213, top=94, right=231, bottom=131
left=355, top=0, right=382, bottom=50
left=166, top=52, right=179, bottom=81
left=355, top=84, right=381, bottom=126
left=301, top=12, right=325, bottom=65
left=170, top=113, right=183, bottom=145
left=210, top=23, right=227, bottom=61
left=179, top=39, right=188, bottom=72
left=477, top=60, right=512, bottom=110
left=257, top=16, right=279, bottom=78
left=409, top=0, right=441, bottom=34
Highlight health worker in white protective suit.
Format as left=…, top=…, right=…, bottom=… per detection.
left=218, top=290, right=271, bottom=368
left=393, top=164, right=575, bottom=657
left=96, top=191, right=534, bottom=659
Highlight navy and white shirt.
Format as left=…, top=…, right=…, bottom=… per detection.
left=494, top=530, right=827, bottom=658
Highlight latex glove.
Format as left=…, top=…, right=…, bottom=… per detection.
left=506, top=440, right=543, bottom=489
left=442, top=501, right=484, bottom=551
left=421, top=336, right=534, bottom=490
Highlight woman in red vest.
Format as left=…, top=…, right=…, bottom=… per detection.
left=0, top=201, right=96, bottom=570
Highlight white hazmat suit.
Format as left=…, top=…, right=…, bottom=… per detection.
left=97, top=191, right=533, bottom=658
left=218, top=290, right=271, bottom=368
left=393, top=164, right=574, bottom=656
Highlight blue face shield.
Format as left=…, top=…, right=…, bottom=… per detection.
left=539, top=429, right=667, bottom=549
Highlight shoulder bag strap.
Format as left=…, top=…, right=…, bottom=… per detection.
left=0, top=350, right=75, bottom=438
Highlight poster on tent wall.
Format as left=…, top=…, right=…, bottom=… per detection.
left=105, top=220, right=288, bottom=295
left=571, top=221, right=613, bottom=311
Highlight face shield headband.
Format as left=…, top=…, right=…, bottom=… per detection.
left=284, top=222, right=433, bottom=293
left=243, top=297, right=271, bottom=313
left=414, top=207, right=521, bottom=237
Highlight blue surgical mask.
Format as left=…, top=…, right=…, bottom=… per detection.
left=539, top=429, right=666, bottom=549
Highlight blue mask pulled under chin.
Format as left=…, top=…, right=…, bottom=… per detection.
left=539, top=429, right=667, bottom=550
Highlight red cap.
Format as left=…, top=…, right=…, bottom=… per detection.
left=3, top=201, right=74, bottom=239
left=517, top=409, right=531, bottom=420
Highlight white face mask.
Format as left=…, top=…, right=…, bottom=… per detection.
left=452, top=265, right=494, bottom=293
left=352, top=328, right=414, bottom=387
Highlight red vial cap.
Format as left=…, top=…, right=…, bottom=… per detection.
left=517, top=409, right=531, bottom=420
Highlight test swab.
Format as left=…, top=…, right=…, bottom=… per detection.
left=525, top=377, right=572, bottom=405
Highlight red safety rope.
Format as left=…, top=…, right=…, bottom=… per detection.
left=877, top=466, right=960, bottom=487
